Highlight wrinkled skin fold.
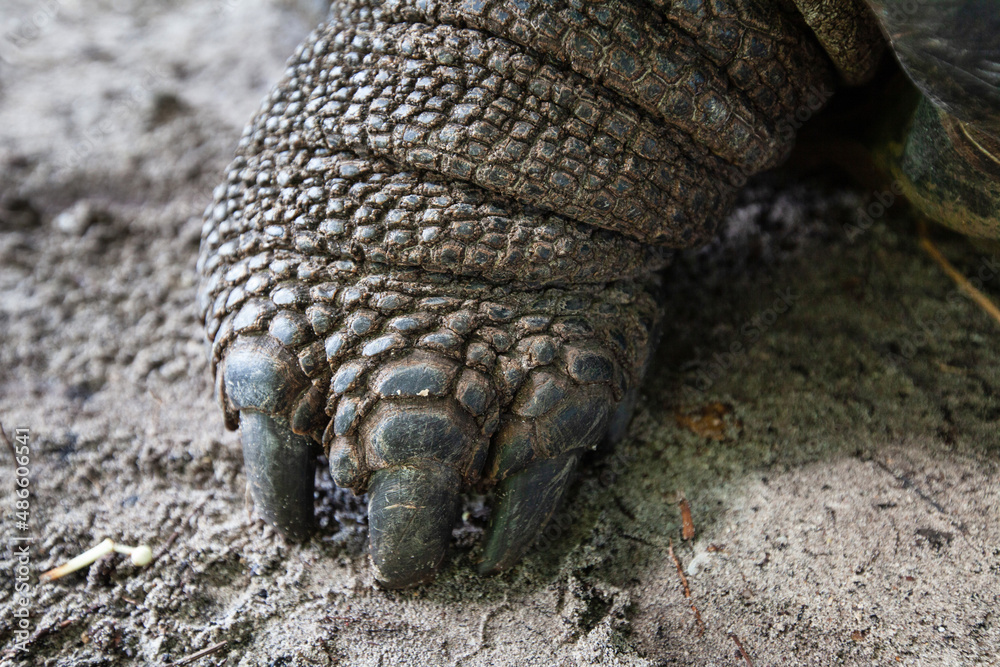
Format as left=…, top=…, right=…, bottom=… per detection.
left=198, top=0, right=1000, bottom=587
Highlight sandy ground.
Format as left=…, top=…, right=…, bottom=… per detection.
left=1, top=1, right=998, bottom=665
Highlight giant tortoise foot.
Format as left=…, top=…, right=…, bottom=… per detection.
left=211, top=273, right=658, bottom=588
left=198, top=0, right=1000, bottom=588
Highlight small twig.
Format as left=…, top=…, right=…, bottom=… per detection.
left=158, top=530, right=183, bottom=557
left=668, top=541, right=692, bottom=598
left=918, top=226, right=1000, bottom=327
left=668, top=541, right=705, bottom=636
left=729, top=632, right=754, bottom=666
left=679, top=496, right=695, bottom=541
left=612, top=494, right=636, bottom=522
left=184, top=495, right=212, bottom=526
left=167, top=640, right=228, bottom=666
left=872, top=460, right=952, bottom=517
left=688, top=601, right=705, bottom=636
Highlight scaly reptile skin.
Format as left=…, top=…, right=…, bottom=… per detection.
left=197, top=0, right=878, bottom=587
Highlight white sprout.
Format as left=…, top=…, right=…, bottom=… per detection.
left=40, top=538, right=153, bottom=582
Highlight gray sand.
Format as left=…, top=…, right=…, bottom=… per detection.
left=1, top=2, right=997, bottom=665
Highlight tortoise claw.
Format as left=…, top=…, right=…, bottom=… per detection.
left=479, top=451, right=579, bottom=575
left=350, top=360, right=489, bottom=587
left=223, top=336, right=319, bottom=540
left=604, top=386, right=640, bottom=447
left=238, top=410, right=316, bottom=541
left=368, top=463, right=462, bottom=588
left=478, top=358, right=619, bottom=574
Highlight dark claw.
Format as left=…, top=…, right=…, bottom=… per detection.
left=604, top=387, right=639, bottom=447
left=478, top=357, right=619, bottom=575
left=358, top=391, right=484, bottom=587
left=224, top=336, right=318, bottom=540
left=368, top=463, right=461, bottom=588
left=479, top=451, right=579, bottom=575
left=239, top=410, right=316, bottom=540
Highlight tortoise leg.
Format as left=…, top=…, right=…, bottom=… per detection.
left=200, top=0, right=836, bottom=585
